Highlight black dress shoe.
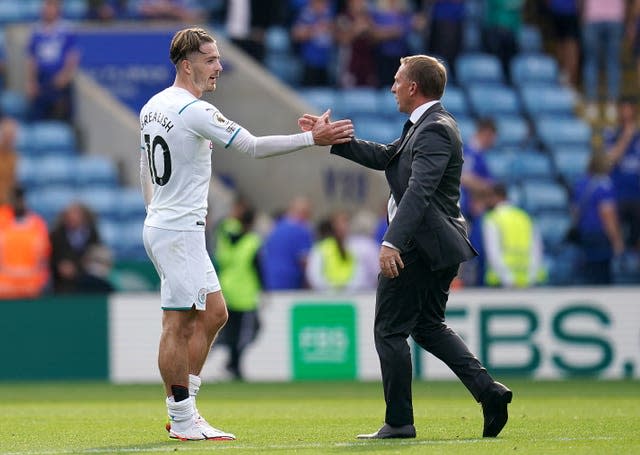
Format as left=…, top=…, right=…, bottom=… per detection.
left=481, top=382, right=512, bottom=437
left=356, top=423, right=416, bottom=439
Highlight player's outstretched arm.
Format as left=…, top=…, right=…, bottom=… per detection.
left=230, top=110, right=353, bottom=158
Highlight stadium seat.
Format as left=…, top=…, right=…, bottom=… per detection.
left=78, top=187, right=120, bottom=220
left=611, top=252, right=640, bottom=284
left=520, top=180, right=570, bottom=214
left=535, top=210, right=572, bottom=252
left=31, top=121, right=77, bottom=155
left=466, top=84, right=521, bottom=117
left=265, top=53, right=302, bottom=87
left=299, top=87, right=336, bottom=113
left=353, top=115, right=402, bottom=143
left=535, top=116, right=592, bottom=150
left=37, top=156, right=76, bottom=187
left=511, top=150, right=554, bottom=181
left=510, top=54, right=559, bottom=87
left=494, top=115, right=531, bottom=147
left=62, top=0, right=88, bottom=19
left=265, top=26, right=291, bottom=54
left=74, top=155, right=119, bottom=188
left=550, top=145, right=591, bottom=185
left=518, top=25, right=543, bottom=54
left=378, top=89, right=399, bottom=116
left=520, top=84, right=577, bottom=117
left=117, top=187, right=146, bottom=222
left=456, top=115, right=475, bottom=143
left=455, top=53, right=504, bottom=86
left=336, top=88, right=379, bottom=116
left=0, top=90, right=28, bottom=120
left=484, top=148, right=515, bottom=183
left=26, top=186, right=77, bottom=225
left=16, top=157, right=38, bottom=189
left=441, top=86, right=469, bottom=117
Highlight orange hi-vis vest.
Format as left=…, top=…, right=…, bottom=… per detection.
left=0, top=212, right=51, bottom=299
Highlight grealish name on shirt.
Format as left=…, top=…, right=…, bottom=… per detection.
left=141, top=111, right=174, bottom=133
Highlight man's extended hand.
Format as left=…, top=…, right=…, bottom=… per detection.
left=300, top=109, right=354, bottom=146
left=379, top=245, right=404, bottom=278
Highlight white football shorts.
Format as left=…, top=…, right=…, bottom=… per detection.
left=143, top=225, right=221, bottom=310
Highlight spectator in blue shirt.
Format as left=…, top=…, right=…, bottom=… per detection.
left=461, top=117, right=496, bottom=223
left=26, top=0, right=80, bottom=122
left=260, top=196, right=314, bottom=290
left=604, top=97, right=640, bottom=251
left=371, top=0, right=415, bottom=87
left=571, top=152, right=625, bottom=284
left=292, top=0, right=336, bottom=86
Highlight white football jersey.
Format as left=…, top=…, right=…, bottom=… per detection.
left=139, top=86, right=241, bottom=231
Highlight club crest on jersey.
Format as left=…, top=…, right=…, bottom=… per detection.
left=206, top=108, right=237, bottom=134
left=198, top=288, right=206, bottom=304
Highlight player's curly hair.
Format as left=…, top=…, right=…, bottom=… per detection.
left=169, top=27, right=215, bottom=66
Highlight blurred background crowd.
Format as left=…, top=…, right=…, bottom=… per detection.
left=0, top=0, right=640, bottom=306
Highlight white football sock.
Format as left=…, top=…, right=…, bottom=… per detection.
left=188, top=374, right=201, bottom=398
left=166, top=396, right=195, bottom=433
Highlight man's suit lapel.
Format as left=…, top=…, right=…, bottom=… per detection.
left=389, top=102, right=443, bottom=165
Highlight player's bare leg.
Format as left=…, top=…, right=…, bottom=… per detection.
left=189, top=290, right=229, bottom=374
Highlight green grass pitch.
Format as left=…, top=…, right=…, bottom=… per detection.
left=1, top=379, right=639, bottom=454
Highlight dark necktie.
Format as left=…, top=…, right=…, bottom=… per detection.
left=399, top=119, right=413, bottom=143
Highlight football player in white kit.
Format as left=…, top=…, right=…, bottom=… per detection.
left=140, top=27, right=353, bottom=441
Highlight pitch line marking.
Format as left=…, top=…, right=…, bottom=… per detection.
left=1, top=436, right=620, bottom=455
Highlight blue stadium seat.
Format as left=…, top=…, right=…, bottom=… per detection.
left=520, top=84, right=577, bottom=117
left=511, top=54, right=559, bottom=87
left=484, top=148, right=515, bottom=183
left=265, top=26, right=292, bottom=54
left=117, top=187, right=146, bottom=222
left=31, top=121, right=77, bottom=155
left=550, top=145, right=591, bottom=185
left=299, top=87, right=336, bottom=113
left=455, top=53, right=504, bottom=86
left=336, top=88, right=379, bottom=116
left=535, top=210, right=572, bottom=252
left=457, top=115, right=475, bottom=143
left=378, top=89, right=399, bottom=116
left=0, top=90, right=28, bottom=120
left=494, top=115, right=531, bottom=147
left=16, top=157, right=38, bottom=189
left=518, top=25, right=543, bottom=54
left=611, top=252, right=640, bottom=284
left=74, top=155, right=119, bottom=188
left=265, top=53, right=302, bottom=87
left=353, top=115, right=402, bottom=143
left=0, top=1, right=36, bottom=24
left=535, top=116, right=591, bottom=149
left=78, top=187, right=120, bottom=220
left=466, top=84, right=521, bottom=117
left=441, top=86, right=469, bottom=117
left=113, top=220, right=147, bottom=260
left=521, top=180, right=570, bottom=214
left=62, top=0, right=88, bottom=19
left=511, top=150, right=554, bottom=181
left=37, top=156, right=76, bottom=187
left=26, top=186, right=78, bottom=225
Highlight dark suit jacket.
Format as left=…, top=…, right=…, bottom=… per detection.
left=331, top=102, right=478, bottom=270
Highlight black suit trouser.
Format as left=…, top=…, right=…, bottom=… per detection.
left=374, top=249, right=495, bottom=426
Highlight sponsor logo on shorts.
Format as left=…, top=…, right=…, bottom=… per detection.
left=198, top=288, right=206, bottom=304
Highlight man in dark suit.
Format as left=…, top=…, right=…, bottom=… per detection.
left=300, top=54, right=512, bottom=439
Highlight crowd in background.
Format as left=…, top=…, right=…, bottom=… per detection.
left=0, top=0, right=640, bottom=302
